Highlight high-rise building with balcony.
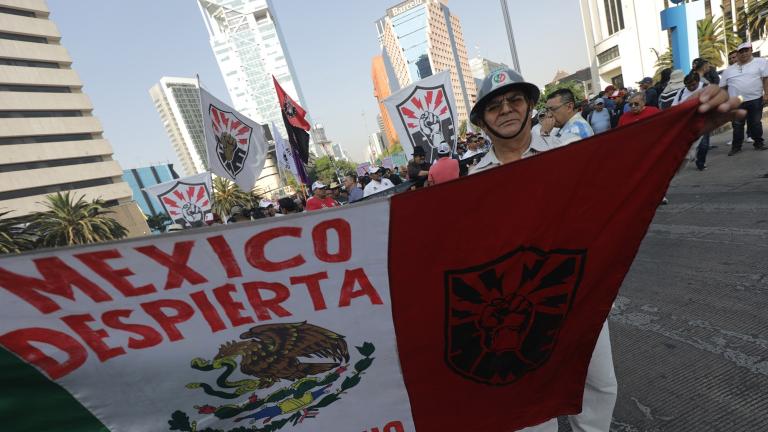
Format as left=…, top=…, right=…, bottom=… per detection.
left=197, top=0, right=308, bottom=139
left=149, top=77, right=208, bottom=177
left=375, top=0, right=477, bottom=124
left=0, top=0, right=143, bottom=233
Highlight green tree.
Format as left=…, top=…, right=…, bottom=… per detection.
left=382, top=142, right=404, bottom=157
left=27, top=192, right=128, bottom=248
left=458, top=120, right=468, bottom=139
left=538, top=80, right=585, bottom=110
left=698, top=16, right=741, bottom=68
left=212, top=177, right=249, bottom=222
left=311, top=156, right=357, bottom=184
left=737, top=0, right=768, bottom=41
left=0, top=211, right=28, bottom=254
left=145, top=213, right=171, bottom=233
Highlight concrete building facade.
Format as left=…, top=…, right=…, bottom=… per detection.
left=579, top=0, right=768, bottom=92
left=0, top=0, right=136, bottom=219
left=375, top=0, right=477, bottom=125
left=149, top=77, right=208, bottom=177
left=371, top=55, right=398, bottom=150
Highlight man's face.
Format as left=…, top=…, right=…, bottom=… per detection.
left=371, top=172, right=382, bottom=182
left=314, top=188, right=326, bottom=198
left=729, top=53, right=738, bottom=65
left=639, top=82, right=649, bottom=90
left=628, top=95, right=645, bottom=114
left=545, top=95, right=573, bottom=127
left=594, top=102, right=604, bottom=112
left=481, top=90, right=529, bottom=137
left=414, top=155, right=424, bottom=163
left=685, top=79, right=699, bottom=92
left=343, top=176, right=355, bottom=189
left=738, top=47, right=753, bottom=64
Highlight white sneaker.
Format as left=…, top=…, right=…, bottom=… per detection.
left=726, top=140, right=732, bottom=146
left=746, top=137, right=755, bottom=144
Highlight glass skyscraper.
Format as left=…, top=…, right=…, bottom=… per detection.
left=197, top=0, right=307, bottom=138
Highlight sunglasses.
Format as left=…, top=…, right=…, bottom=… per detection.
left=628, top=102, right=641, bottom=108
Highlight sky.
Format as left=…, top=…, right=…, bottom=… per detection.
left=46, top=0, right=588, bottom=166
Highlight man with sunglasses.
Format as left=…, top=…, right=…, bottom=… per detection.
left=468, top=67, right=746, bottom=431
left=719, top=41, right=768, bottom=155
left=617, top=92, right=661, bottom=127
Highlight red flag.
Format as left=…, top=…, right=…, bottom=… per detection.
left=273, top=75, right=310, bottom=130
left=273, top=76, right=311, bottom=165
left=388, top=100, right=706, bottom=431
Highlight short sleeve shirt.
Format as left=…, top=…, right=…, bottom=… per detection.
left=720, top=58, right=768, bottom=100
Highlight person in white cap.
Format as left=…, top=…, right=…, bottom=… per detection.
left=720, top=41, right=768, bottom=155
left=469, top=67, right=746, bottom=432
left=427, top=143, right=459, bottom=186
left=363, top=166, right=394, bottom=197
left=305, top=181, right=339, bottom=211
left=586, top=98, right=613, bottom=134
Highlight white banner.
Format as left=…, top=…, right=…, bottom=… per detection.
left=383, top=70, right=458, bottom=163
left=0, top=201, right=415, bottom=432
left=143, top=172, right=213, bottom=227
left=272, top=122, right=300, bottom=181
left=200, top=87, right=267, bottom=192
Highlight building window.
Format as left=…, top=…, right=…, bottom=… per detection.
left=0, top=58, right=59, bottom=68
left=604, top=0, right=625, bottom=35
left=597, top=45, right=620, bottom=65
left=0, top=155, right=103, bottom=173
left=0, top=177, right=114, bottom=201
left=0, top=133, right=94, bottom=146
left=0, top=6, right=36, bottom=17
left=0, top=110, right=83, bottom=118
left=0, top=31, right=47, bottom=44
left=0, top=84, right=71, bottom=93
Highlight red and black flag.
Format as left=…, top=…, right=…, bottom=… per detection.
left=273, top=76, right=311, bottom=164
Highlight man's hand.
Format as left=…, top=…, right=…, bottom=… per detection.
left=696, top=85, right=746, bottom=133
left=539, top=116, right=555, bottom=135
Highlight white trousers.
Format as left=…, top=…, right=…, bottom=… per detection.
left=519, top=321, right=617, bottom=432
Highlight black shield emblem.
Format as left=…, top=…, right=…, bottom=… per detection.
left=396, top=84, right=456, bottom=163
left=210, top=104, right=252, bottom=178
left=445, top=247, right=586, bottom=385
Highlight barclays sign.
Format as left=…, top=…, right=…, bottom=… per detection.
left=388, top=0, right=424, bottom=18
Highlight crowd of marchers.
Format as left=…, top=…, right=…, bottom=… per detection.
left=221, top=41, right=767, bottom=224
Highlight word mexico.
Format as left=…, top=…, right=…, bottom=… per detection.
left=0, top=216, right=385, bottom=380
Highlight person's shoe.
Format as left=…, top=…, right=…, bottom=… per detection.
left=746, top=137, right=755, bottom=144
left=726, top=140, right=732, bottom=146
left=754, top=144, right=766, bottom=151
left=728, top=148, right=742, bottom=156
left=661, top=197, right=669, bottom=205
left=708, top=145, right=718, bottom=149
left=696, top=164, right=707, bottom=171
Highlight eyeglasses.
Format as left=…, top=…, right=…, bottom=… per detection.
left=545, top=101, right=570, bottom=112
left=628, top=102, right=641, bottom=108
left=484, top=94, right=526, bottom=113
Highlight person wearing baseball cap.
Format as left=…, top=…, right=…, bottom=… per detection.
left=363, top=165, right=394, bottom=197
left=305, top=180, right=339, bottom=211
left=427, top=143, right=459, bottom=186
left=586, top=97, right=614, bottom=134
left=636, top=76, right=659, bottom=107
left=720, top=40, right=768, bottom=154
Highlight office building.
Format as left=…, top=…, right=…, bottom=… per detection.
left=375, top=0, right=477, bottom=124
left=122, top=164, right=180, bottom=217
left=149, top=77, right=207, bottom=177
left=0, top=0, right=146, bottom=236
left=469, top=56, right=508, bottom=80
left=197, top=0, right=308, bottom=138
left=371, top=55, right=398, bottom=149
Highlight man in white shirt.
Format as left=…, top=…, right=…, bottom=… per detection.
left=719, top=41, right=768, bottom=155
left=538, top=88, right=594, bottom=147
left=362, top=166, right=394, bottom=197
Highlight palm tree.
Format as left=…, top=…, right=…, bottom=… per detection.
left=28, top=192, right=128, bottom=247
left=0, top=211, right=30, bottom=254
left=652, top=47, right=674, bottom=81
left=698, top=16, right=741, bottom=68
left=146, top=213, right=171, bottom=233
left=737, top=0, right=768, bottom=41
left=212, top=177, right=249, bottom=222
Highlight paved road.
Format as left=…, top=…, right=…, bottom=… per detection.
left=560, top=130, right=768, bottom=432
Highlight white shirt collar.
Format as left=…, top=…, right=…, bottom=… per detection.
left=472, top=134, right=549, bottom=172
